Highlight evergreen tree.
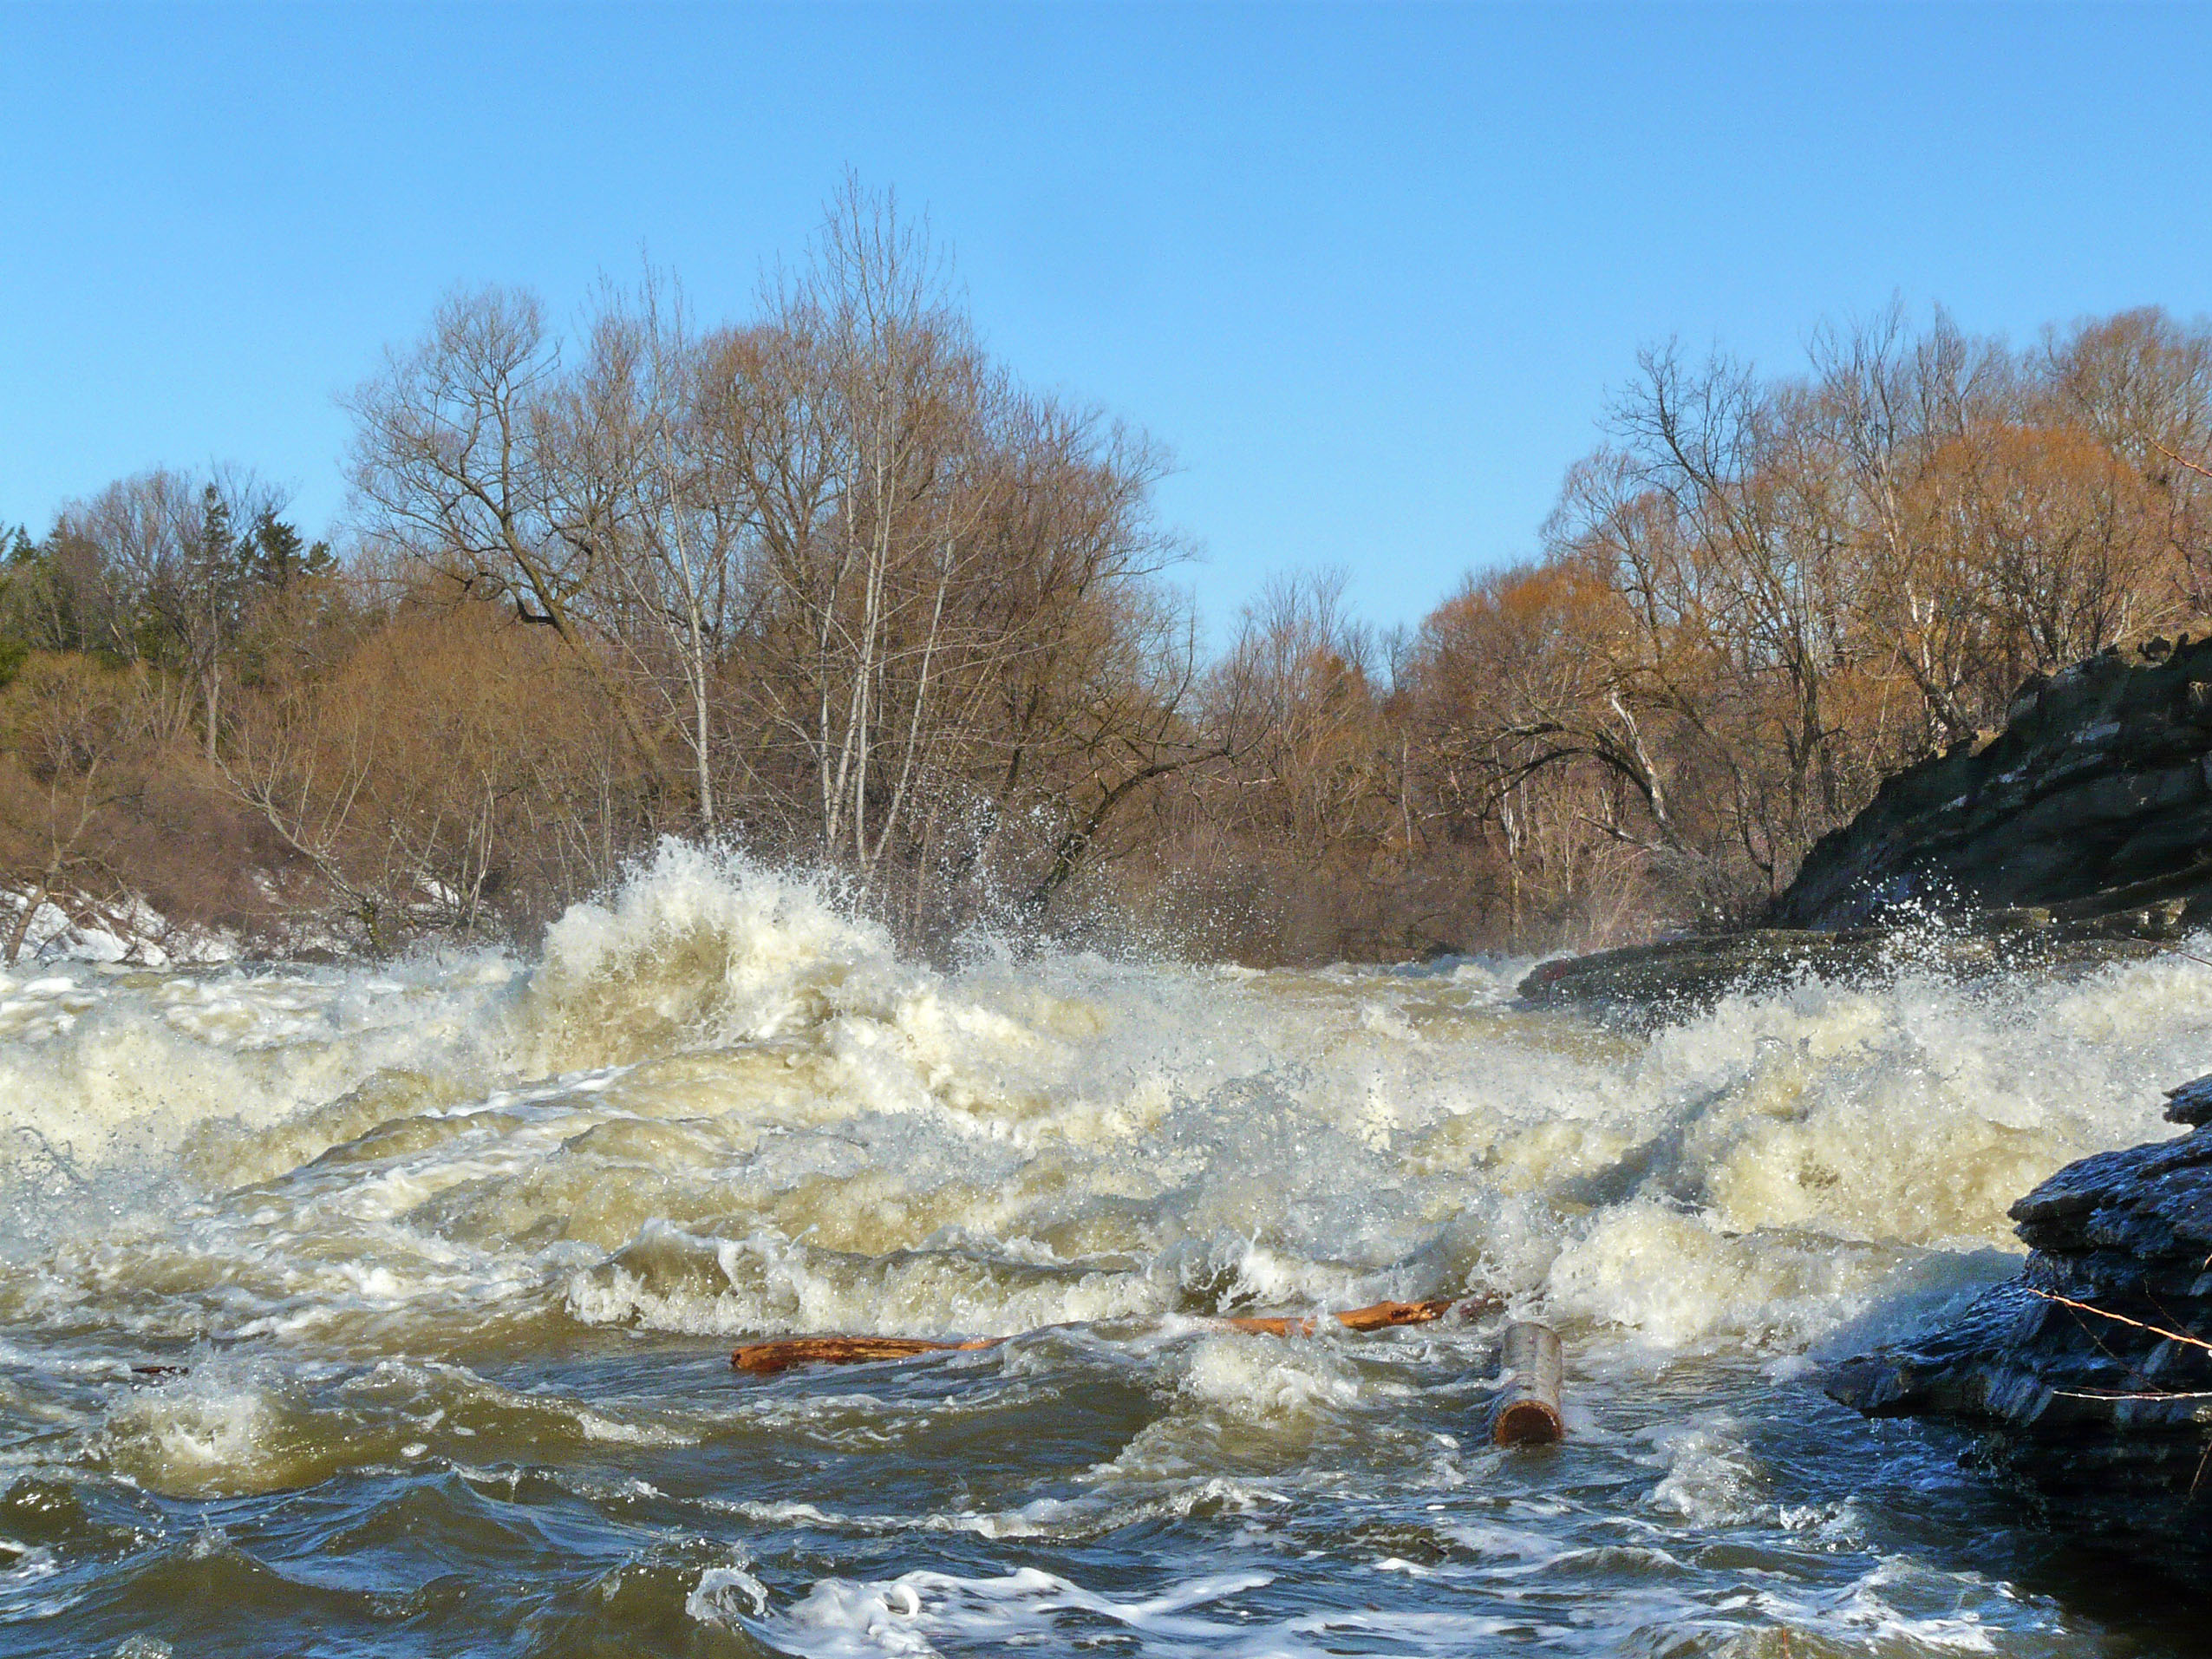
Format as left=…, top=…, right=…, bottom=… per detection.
left=245, top=508, right=334, bottom=590
left=0, top=526, right=32, bottom=685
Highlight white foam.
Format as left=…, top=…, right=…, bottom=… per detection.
left=7, top=868, right=2182, bottom=1654
left=753, top=1565, right=1282, bottom=1658
left=685, top=1555, right=770, bottom=1623
left=97, top=1361, right=291, bottom=1497
left=9, top=855, right=2210, bottom=1394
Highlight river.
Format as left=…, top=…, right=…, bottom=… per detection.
left=3, top=845, right=2207, bottom=1656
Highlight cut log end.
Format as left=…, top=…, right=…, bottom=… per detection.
left=1486, top=1320, right=1565, bottom=1447
left=1491, top=1396, right=1564, bottom=1446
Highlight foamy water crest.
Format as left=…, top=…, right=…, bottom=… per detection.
left=0, top=842, right=2202, bottom=1654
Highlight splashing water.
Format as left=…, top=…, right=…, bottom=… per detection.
left=1, top=842, right=2205, bottom=1656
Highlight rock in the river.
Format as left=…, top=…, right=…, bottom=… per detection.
left=1520, top=632, right=2212, bottom=1013
left=1826, top=1074, right=2212, bottom=1539
left=1777, top=631, right=2212, bottom=931
left=1516, top=920, right=2163, bottom=1016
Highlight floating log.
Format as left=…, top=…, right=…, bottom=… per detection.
left=1335, top=1295, right=1493, bottom=1330
left=731, top=1295, right=1504, bottom=1374
left=1214, top=1314, right=1315, bottom=1337
left=1217, top=1295, right=1484, bottom=1338
left=1484, top=1321, right=1563, bottom=1446
left=732, top=1336, right=999, bottom=1375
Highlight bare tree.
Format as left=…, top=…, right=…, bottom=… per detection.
left=0, top=656, right=156, bottom=963
left=571, top=270, right=750, bottom=831
left=51, top=466, right=293, bottom=760
left=343, top=286, right=662, bottom=772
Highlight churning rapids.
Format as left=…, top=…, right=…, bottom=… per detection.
left=3, top=846, right=2209, bottom=1657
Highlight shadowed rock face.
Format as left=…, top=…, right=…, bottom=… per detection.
left=1518, top=633, right=2212, bottom=1015
left=1826, top=1075, right=2212, bottom=1540
left=1776, top=631, right=2212, bottom=931
left=1515, top=923, right=2163, bottom=1018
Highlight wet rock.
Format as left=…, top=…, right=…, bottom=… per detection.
left=1522, top=631, right=2212, bottom=1014
left=1826, top=1074, right=2212, bottom=1540
left=1516, top=920, right=2163, bottom=1017
left=1776, top=631, right=2212, bottom=931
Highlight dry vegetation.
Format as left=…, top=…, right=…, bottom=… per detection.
left=7, top=184, right=2212, bottom=964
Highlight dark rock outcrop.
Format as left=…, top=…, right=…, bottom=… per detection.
left=1777, top=631, right=2212, bottom=931
left=1518, top=633, right=2212, bottom=1012
left=1827, top=1074, right=2212, bottom=1538
left=1516, top=921, right=2163, bottom=1016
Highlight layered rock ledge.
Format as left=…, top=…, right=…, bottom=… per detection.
left=1521, top=632, right=2212, bottom=1012
left=1778, top=630, right=2212, bottom=931
left=1516, top=921, right=2164, bottom=1016
left=1826, top=1074, right=2212, bottom=1538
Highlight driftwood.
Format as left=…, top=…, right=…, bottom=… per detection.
left=732, top=1300, right=1567, bottom=1449
left=732, top=1336, right=1000, bottom=1375
left=1484, top=1321, right=1564, bottom=1445
left=731, top=1296, right=1504, bottom=1375
left=1215, top=1295, right=1495, bottom=1338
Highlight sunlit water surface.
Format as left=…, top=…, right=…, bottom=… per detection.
left=3, top=846, right=2209, bottom=1656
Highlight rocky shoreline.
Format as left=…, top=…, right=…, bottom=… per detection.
left=1507, top=634, right=2212, bottom=1546
left=1825, top=1074, right=2212, bottom=1545
left=1779, top=631, right=2212, bottom=931
left=1520, top=632, right=2212, bottom=1016
left=1515, top=917, right=2173, bottom=1016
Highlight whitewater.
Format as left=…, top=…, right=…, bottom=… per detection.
left=2, top=843, right=2207, bottom=1656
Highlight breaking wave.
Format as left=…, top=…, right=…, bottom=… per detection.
left=1, top=839, right=2203, bottom=1653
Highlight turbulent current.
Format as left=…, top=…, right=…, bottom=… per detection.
left=3, top=846, right=2208, bottom=1656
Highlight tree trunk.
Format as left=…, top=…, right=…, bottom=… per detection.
left=4, top=881, right=49, bottom=966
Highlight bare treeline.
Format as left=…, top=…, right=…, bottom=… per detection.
left=3, top=185, right=2209, bottom=963
left=1, top=185, right=1217, bottom=959
left=1051, top=301, right=2212, bottom=959
left=1398, top=304, right=2212, bottom=941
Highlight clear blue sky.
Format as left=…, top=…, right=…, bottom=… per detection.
left=3, top=3, right=2208, bottom=638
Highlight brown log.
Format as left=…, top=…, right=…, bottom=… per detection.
left=731, top=1294, right=1507, bottom=1375
left=1333, top=1294, right=1498, bottom=1330
left=1485, top=1320, right=1564, bottom=1446
left=1217, top=1314, right=1317, bottom=1336
left=732, top=1336, right=999, bottom=1375
left=1222, top=1295, right=1499, bottom=1337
